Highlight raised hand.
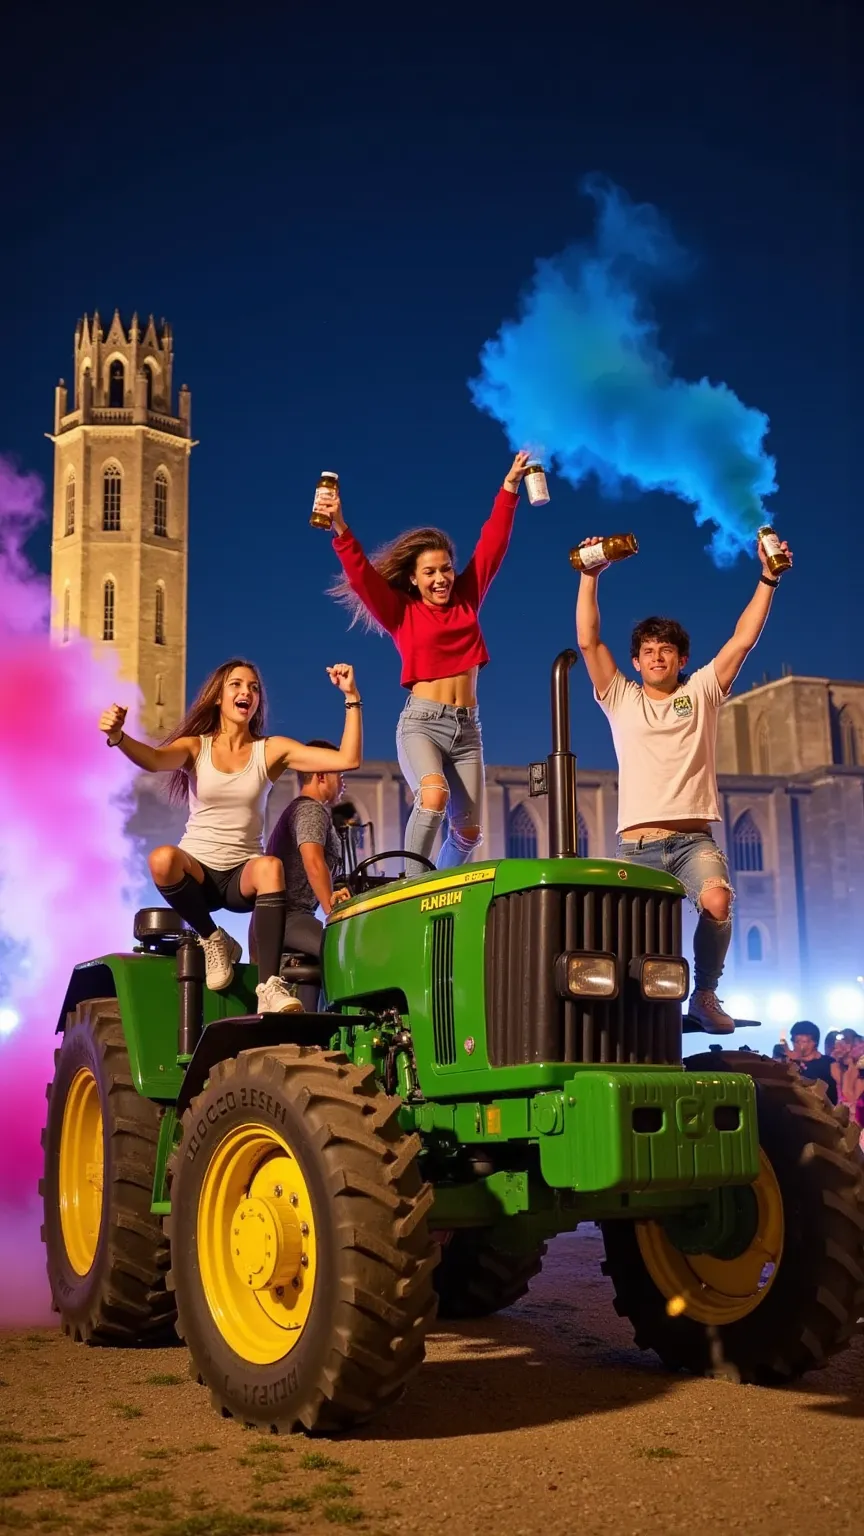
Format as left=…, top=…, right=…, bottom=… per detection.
left=326, top=664, right=359, bottom=700
left=99, top=703, right=127, bottom=742
left=329, top=494, right=347, bottom=536
left=504, top=450, right=532, bottom=492
left=758, top=536, right=793, bottom=573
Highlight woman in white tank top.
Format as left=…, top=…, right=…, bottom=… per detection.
left=99, top=656, right=362, bottom=1014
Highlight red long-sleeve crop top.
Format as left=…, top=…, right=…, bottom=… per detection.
left=331, top=487, right=519, bottom=688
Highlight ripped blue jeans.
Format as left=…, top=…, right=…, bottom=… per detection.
left=616, top=831, right=734, bottom=993
left=396, top=699, right=484, bottom=871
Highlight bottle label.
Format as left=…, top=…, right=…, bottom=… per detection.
left=760, top=531, right=781, bottom=557
left=525, top=471, right=549, bottom=506
left=579, top=543, right=610, bottom=571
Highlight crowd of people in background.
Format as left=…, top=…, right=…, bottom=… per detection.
left=773, top=1022, right=864, bottom=1140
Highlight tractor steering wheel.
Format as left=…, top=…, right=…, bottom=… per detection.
left=343, top=851, right=436, bottom=896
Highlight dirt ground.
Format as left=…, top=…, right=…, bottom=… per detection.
left=2, top=1228, right=862, bottom=1536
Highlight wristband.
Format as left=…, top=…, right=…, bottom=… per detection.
left=345, top=700, right=362, bottom=710
left=107, top=731, right=124, bottom=747
left=760, top=574, right=780, bottom=589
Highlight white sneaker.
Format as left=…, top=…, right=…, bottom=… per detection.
left=256, top=975, right=304, bottom=1015
left=199, top=928, right=242, bottom=991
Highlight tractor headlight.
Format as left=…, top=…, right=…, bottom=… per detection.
left=555, top=952, right=618, bottom=1000
left=629, top=956, right=690, bottom=1001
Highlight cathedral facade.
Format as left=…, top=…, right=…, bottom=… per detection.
left=52, top=315, right=864, bottom=1024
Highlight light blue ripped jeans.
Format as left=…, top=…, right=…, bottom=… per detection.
left=396, top=698, right=484, bottom=871
left=616, top=831, right=735, bottom=993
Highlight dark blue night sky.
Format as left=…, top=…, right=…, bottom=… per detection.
left=3, top=1, right=857, bottom=771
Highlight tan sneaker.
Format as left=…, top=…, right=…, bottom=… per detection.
left=199, top=928, right=242, bottom=991
left=256, top=976, right=304, bottom=1015
left=688, top=990, right=736, bottom=1035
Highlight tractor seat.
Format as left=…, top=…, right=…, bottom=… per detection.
left=280, top=950, right=322, bottom=987
left=134, top=906, right=190, bottom=952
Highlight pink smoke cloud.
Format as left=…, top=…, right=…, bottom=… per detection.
left=0, top=454, right=142, bottom=1324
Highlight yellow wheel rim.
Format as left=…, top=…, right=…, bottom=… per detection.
left=197, top=1122, right=318, bottom=1366
left=58, top=1067, right=104, bottom=1276
left=636, top=1151, right=785, bottom=1326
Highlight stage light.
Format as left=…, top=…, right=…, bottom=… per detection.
left=726, top=992, right=757, bottom=1020
left=766, top=992, right=798, bottom=1026
left=0, top=1007, right=20, bottom=1037
left=826, top=987, right=864, bottom=1026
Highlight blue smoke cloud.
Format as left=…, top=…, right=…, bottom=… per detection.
left=469, top=176, right=777, bottom=565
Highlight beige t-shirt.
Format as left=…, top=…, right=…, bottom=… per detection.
left=595, top=663, right=728, bottom=833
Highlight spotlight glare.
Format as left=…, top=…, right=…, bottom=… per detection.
left=726, top=992, right=756, bottom=1020
left=826, top=987, right=864, bottom=1026
left=766, top=992, right=798, bottom=1026
left=0, top=1007, right=20, bottom=1037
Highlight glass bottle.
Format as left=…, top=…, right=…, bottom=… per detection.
left=569, top=533, right=638, bottom=573
left=310, top=471, right=339, bottom=530
left=523, top=463, right=550, bottom=506
left=757, top=524, right=792, bottom=575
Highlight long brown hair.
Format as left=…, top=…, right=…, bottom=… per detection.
left=328, top=527, right=456, bottom=634
left=163, top=657, right=269, bottom=804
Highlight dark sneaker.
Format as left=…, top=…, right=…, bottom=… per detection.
left=688, top=989, right=736, bottom=1035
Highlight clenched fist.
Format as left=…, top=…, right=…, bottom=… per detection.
left=99, top=703, right=127, bottom=744
left=326, top=664, right=359, bottom=702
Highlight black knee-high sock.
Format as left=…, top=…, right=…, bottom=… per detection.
left=254, top=892, right=287, bottom=982
left=157, top=874, right=217, bottom=940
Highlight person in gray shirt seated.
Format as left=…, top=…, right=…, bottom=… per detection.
left=253, top=739, right=352, bottom=967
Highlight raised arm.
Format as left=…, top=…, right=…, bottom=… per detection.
left=329, top=496, right=405, bottom=632
left=575, top=540, right=618, bottom=696
left=713, top=536, right=792, bottom=696
left=459, top=452, right=528, bottom=605
left=98, top=704, right=197, bottom=772
left=268, top=664, right=363, bottom=775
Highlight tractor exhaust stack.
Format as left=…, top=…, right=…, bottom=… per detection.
left=548, top=649, right=580, bottom=858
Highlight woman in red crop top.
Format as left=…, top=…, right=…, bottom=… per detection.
left=328, top=452, right=528, bottom=869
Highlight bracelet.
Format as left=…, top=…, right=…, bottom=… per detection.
left=345, top=700, right=362, bottom=710
left=760, top=574, right=780, bottom=589
left=107, top=731, right=125, bottom=748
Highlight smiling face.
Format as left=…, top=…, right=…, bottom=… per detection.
left=633, top=639, right=688, bottom=693
left=412, top=547, right=455, bottom=607
left=218, top=665, right=261, bottom=729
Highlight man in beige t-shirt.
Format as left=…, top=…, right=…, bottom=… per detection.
left=575, top=532, right=792, bottom=1035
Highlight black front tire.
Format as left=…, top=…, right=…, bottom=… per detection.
left=40, top=998, right=175, bottom=1344
left=434, top=1229, right=547, bottom=1319
left=601, top=1052, right=864, bottom=1384
left=166, top=1045, right=439, bottom=1434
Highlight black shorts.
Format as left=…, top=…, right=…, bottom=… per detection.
left=198, top=861, right=256, bottom=914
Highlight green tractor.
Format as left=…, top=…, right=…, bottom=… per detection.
left=42, top=651, right=864, bottom=1433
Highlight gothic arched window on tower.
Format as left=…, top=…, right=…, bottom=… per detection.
left=838, top=705, right=862, bottom=767
left=144, top=363, right=155, bottom=411
left=155, top=583, right=166, bottom=646
left=732, top=811, right=764, bottom=873
left=746, top=924, right=764, bottom=962
left=108, top=359, right=125, bottom=408
left=577, top=811, right=589, bottom=859
left=62, top=584, right=71, bottom=644
left=506, top=802, right=538, bottom=860
left=154, top=471, right=168, bottom=537
left=102, top=465, right=122, bottom=531
left=102, top=579, right=115, bottom=642
left=64, top=471, right=75, bottom=536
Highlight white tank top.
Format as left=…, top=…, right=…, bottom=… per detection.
left=178, top=735, right=271, bottom=871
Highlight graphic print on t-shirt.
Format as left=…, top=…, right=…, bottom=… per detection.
left=673, top=694, right=693, bottom=719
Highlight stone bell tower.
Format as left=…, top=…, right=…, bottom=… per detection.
left=49, top=310, right=194, bottom=738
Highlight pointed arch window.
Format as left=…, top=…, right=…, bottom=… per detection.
left=154, top=471, right=168, bottom=537
left=102, top=465, right=122, bottom=530
left=102, top=579, right=115, bottom=642
left=108, top=359, right=125, bottom=407
left=506, top=802, right=538, bottom=860
left=732, top=811, right=763, bottom=873
left=64, top=470, right=75, bottom=536
left=838, top=706, right=862, bottom=767
left=62, top=584, right=71, bottom=643
left=746, top=925, right=764, bottom=962
left=144, top=363, right=155, bottom=410
left=155, top=583, right=166, bottom=646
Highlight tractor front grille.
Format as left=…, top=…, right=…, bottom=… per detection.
left=485, top=886, right=683, bottom=1067
left=431, top=915, right=457, bottom=1065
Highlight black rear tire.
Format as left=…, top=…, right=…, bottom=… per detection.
left=166, top=1044, right=439, bottom=1434
left=433, top=1229, right=547, bottom=1319
left=40, top=998, right=176, bottom=1344
left=601, top=1051, right=864, bottom=1383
